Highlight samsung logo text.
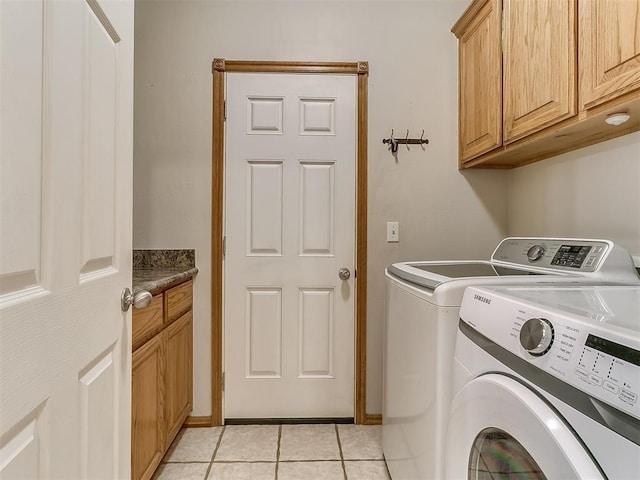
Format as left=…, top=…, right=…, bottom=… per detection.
left=474, top=294, right=491, bottom=305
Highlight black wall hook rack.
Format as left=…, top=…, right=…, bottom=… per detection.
left=382, top=129, right=429, bottom=153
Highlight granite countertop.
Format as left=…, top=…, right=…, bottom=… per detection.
left=132, top=249, right=198, bottom=295
left=133, top=267, right=198, bottom=295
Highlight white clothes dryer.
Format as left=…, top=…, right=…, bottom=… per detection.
left=383, top=237, right=640, bottom=480
left=445, top=285, right=640, bottom=479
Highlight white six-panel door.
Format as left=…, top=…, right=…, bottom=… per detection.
left=0, top=0, right=133, bottom=477
left=224, top=73, right=356, bottom=418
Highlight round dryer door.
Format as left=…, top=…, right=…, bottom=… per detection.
left=445, top=374, right=605, bottom=480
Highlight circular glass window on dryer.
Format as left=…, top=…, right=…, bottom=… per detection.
left=469, top=427, right=547, bottom=480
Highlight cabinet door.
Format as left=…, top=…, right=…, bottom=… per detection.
left=132, top=335, right=165, bottom=480
left=579, top=0, right=640, bottom=109
left=165, top=310, right=193, bottom=448
left=456, top=0, right=503, bottom=162
left=503, top=0, right=576, bottom=143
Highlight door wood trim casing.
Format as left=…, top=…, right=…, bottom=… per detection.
left=211, top=59, right=370, bottom=425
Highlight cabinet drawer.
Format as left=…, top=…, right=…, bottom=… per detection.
left=132, top=294, right=164, bottom=351
left=165, top=280, right=193, bottom=323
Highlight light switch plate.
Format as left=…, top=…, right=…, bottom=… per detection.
left=387, top=222, right=399, bottom=242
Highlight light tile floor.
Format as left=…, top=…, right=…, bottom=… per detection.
left=153, top=424, right=390, bottom=480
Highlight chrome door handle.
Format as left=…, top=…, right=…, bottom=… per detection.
left=338, top=268, right=351, bottom=280
left=121, top=288, right=152, bottom=312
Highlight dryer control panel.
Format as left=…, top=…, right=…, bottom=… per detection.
left=460, top=285, right=640, bottom=421
left=573, top=333, right=638, bottom=406
left=528, top=317, right=639, bottom=418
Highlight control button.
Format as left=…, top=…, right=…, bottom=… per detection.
left=620, top=389, right=638, bottom=405
left=520, top=318, right=554, bottom=356
left=589, top=374, right=603, bottom=386
left=604, top=381, right=619, bottom=394
left=527, top=245, right=546, bottom=262
left=575, top=367, right=588, bottom=381
left=585, top=257, right=596, bottom=267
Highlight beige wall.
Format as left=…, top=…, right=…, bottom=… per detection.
left=133, top=0, right=510, bottom=417
left=507, top=132, right=640, bottom=259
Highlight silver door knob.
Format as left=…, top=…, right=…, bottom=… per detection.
left=121, top=288, right=153, bottom=312
left=338, top=268, right=351, bottom=280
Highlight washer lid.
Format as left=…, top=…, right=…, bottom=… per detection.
left=387, top=260, right=548, bottom=290
left=408, top=262, right=543, bottom=278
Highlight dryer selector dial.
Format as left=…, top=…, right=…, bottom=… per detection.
left=519, top=318, right=554, bottom=356
left=527, top=244, right=546, bottom=262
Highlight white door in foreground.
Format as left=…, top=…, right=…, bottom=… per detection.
left=0, top=0, right=134, bottom=477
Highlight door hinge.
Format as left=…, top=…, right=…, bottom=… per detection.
left=223, top=236, right=226, bottom=257
left=224, top=100, right=227, bottom=121
left=222, top=372, right=225, bottom=392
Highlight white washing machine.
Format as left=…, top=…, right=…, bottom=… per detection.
left=383, top=237, right=640, bottom=480
left=446, top=285, right=640, bottom=479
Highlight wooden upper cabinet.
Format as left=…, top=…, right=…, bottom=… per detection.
left=452, top=0, right=639, bottom=168
left=452, top=0, right=503, bottom=163
left=579, top=0, right=640, bottom=110
left=503, top=0, right=576, bottom=143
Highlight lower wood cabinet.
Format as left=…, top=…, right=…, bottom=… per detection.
left=131, top=280, right=193, bottom=480
left=165, top=310, right=193, bottom=448
left=132, top=334, right=165, bottom=480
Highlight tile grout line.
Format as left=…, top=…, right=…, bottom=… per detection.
left=335, top=424, right=348, bottom=480
left=277, top=459, right=348, bottom=463
left=275, top=424, right=282, bottom=480
left=203, top=425, right=226, bottom=480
